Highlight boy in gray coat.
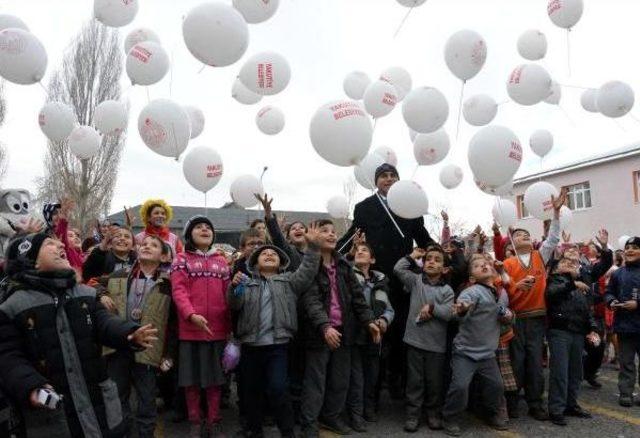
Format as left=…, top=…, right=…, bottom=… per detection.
left=228, top=224, right=323, bottom=438
left=394, top=245, right=454, bottom=433
left=442, top=254, right=514, bottom=437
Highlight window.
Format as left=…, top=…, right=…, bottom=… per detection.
left=516, top=195, right=530, bottom=219
left=634, top=171, right=640, bottom=203
left=564, top=182, right=592, bottom=210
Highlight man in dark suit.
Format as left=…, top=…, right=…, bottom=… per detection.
left=337, top=163, right=434, bottom=399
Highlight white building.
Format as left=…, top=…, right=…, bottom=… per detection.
left=508, top=144, right=640, bottom=244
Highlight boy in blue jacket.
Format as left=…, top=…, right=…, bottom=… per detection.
left=605, top=236, right=640, bottom=407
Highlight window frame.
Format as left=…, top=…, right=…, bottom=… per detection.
left=563, top=181, right=592, bottom=211
left=633, top=171, right=640, bottom=203
left=516, top=194, right=531, bottom=219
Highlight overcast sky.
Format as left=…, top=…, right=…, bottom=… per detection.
left=1, top=0, right=639, bottom=229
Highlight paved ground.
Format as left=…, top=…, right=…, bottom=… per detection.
left=158, top=361, right=640, bottom=437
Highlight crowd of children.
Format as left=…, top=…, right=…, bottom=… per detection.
left=0, top=165, right=639, bottom=438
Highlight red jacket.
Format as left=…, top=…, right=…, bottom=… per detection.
left=171, top=249, right=231, bottom=341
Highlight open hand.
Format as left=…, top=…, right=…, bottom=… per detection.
left=255, top=193, right=273, bottom=218
left=189, top=314, right=213, bottom=336
left=304, top=221, right=323, bottom=246
left=441, top=210, right=449, bottom=224
left=596, top=229, right=609, bottom=248
left=124, top=206, right=136, bottom=228
left=551, top=189, right=567, bottom=218
left=16, top=217, right=44, bottom=234
left=59, top=197, right=75, bottom=219
left=562, top=230, right=571, bottom=244
left=619, top=300, right=638, bottom=311
left=128, top=324, right=159, bottom=349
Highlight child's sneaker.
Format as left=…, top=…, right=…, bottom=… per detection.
left=403, top=418, right=419, bottom=433
left=349, top=416, right=367, bottom=433
left=363, top=407, right=378, bottom=423
left=486, top=415, right=508, bottom=431
left=319, top=417, right=351, bottom=435
left=619, top=395, right=634, bottom=407
left=443, top=421, right=461, bottom=437
left=426, top=413, right=443, bottom=430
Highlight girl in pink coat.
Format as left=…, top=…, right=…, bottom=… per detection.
left=171, top=215, right=231, bottom=437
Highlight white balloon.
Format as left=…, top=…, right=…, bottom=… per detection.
left=183, top=2, right=249, bottom=67
left=507, top=64, right=552, bottom=106
left=618, top=235, right=630, bottom=250
left=463, top=94, right=497, bottom=126
left=0, top=28, right=47, bottom=85
left=68, top=125, right=101, bottom=160
left=38, top=102, right=76, bottom=142
left=492, top=198, right=518, bottom=229
left=439, top=164, right=464, bottom=189
left=363, top=80, right=398, bottom=119
left=343, top=71, right=371, bottom=100
left=581, top=89, right=599, bottom=113
left=396, top=0, right=427, bottom=7
left=138, top=99, right=191, bottom=158
left=94, top=100, right=127, bottom=135
left=230, top=174, right=264, bottom=208
left=402, top=87, right=449, bottom=133
left=413, top=129, right=450, bottom=166
left=326, top=196, right=350, bottom=219
left=232, top=78, right=262, bottom=105
left=124, top=28, right=161, bottom=55
left=309, top=100, right=373, bottom=166
left=596, top=81, right=635, bottom=118
left=0, top=14, right=28, bottom=32
left=256, top=105, right=285, bottom=135
left=239, top=51, right=291, bottom=96
left=547, top=0, right=584, bottom=29
left=184, top=105, right=205, bottom=139
left=126, top=42, right=169, bottom=86
left=182, top=145, right=224, bottom=193
left=530, top=129, right=553, bottom=158
left=524, top=181, right=559, bottom=220
left=468, top=125, right=522, bottom=188
left=444, top=29, right=487, bottom=81
left=517, top=30, right=547, bottom=61
left=380, top=67, right=412, bottom=101
left=374, top=146, right=398, bottom=167
left=233, top=0, right=280, bottom=24
left=94, top=0, right=138, bottom=28
left=559, top=205, right=573, bottom=231
left=545, top=81, right=562, bottom=105
left=387, top=180, right=429, bottom=219
left=476, top=179, right=514, bottom=196
left=354, top=153, right=384, bottom=190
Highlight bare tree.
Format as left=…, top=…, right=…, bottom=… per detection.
left=0, top=81, right=8, bottom=182
left=37, top=21, right=127, bottom=232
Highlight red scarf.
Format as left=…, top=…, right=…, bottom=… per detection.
left=144, top=224, right=170, bottom=241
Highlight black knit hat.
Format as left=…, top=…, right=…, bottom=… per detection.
left=625, top=236, right=640, bottom=248
left=5, top=232, right=49, bottom=276
left=183, top=215, right=215, bottom=247
left=374, top=163, right=399, bottom=185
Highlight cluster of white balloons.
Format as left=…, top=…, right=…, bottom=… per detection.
left=580, top=81, right=635, bottom=118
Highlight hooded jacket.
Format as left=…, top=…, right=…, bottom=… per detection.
left=352, top=267, right=394, bottom=345
left=171, top=249, right=231, bottom=341
left=227, top=244, right=320, bottom=345
left=0, top=269, right=139, bottom=437
left=605, top=261, right=640, bottom=334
